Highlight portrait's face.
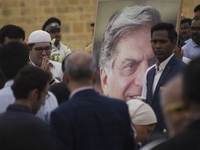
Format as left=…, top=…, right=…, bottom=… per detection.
left=29, top=42, right=51, bottom=67
left=133, top=124, right=155, bottom=143
left=100, top=28, right=156, bottom=102
left=180, top=22, right=191, bottom=40
left=151, top=30, right=175, bottom=64
left=191, top=19, right=200, bottom=45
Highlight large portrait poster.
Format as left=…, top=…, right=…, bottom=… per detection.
left=94, top=0, right=181, bottom=101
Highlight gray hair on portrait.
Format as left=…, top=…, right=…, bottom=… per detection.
left=64, top=51, right=97, bottom=81
left=99, top=5, right=162, bottom=77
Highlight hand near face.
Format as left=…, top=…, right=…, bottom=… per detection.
left=173, top=46, right=183, bottom=60
left=41, top=56, right=50, bottom=72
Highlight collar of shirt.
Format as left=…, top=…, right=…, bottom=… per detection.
left=29, top=57, right=54, bottom=68
left=4, top=80, right=14, bottom=88
left=69, top=86, right=93, bottom=99
left=7, top=104, right=32, bottom=113
left=185, top=38, right=191, bottom=44
left=191, top=39, right=200, bottom=48
left=156, top=53, right=174, bottom=73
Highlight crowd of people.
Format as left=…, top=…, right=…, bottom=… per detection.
left=0, top=3, right=199, bottom=150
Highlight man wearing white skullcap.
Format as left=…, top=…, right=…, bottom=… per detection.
left=127, top=99, right=157, bottom=146
left=28, top=30, right=59, bottom=123
left=28, top=30, right=63, bottom=84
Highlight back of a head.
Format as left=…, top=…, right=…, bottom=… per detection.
left=183, top=56, right=200, bottom=103
left=127, top=100, right=157, bottom=125
left=100, top=5, right=162, bottom=70
left=180, top=18, right=192, bottom=26
left=49, top=82, right=70, bottom=105
left=151, top=22, right=176, bottom=41
left=0, top=41, right=29, bottom=79
left=64, top=51, right=96, bottom=82
left=0, top=24, right=25, bottom=44
left=12, top=66, right=52, bottom=100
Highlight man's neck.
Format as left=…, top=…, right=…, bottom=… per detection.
left=14, top=100, right=32, bottom=110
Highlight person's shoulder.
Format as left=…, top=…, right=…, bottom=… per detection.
left=146, top=64, right=156, bottom=75
left=98, top=95, right=127, bottom=108
left=173, top=56, right=187, bottom=66
left=181, top=40, right=192, bottom=50
left=148, top=64, right=156, bottom=71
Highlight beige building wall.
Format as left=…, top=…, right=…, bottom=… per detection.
left=0, top=0, right=198, bottom=50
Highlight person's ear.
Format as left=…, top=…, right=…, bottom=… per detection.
left=100, top=68, right=109, bottom=96
left=29, top=89, right=38, bottom=101
left=63, top=72, right=70, bottom=85
left=172, top=39, right=177, bottom=46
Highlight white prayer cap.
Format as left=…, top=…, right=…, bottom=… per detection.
left=28, top=30, right=51, bottom=44
left=127, top=100, right=157, bottom=125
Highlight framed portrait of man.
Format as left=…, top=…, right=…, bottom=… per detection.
left=94, top=0, right=181, bottom=102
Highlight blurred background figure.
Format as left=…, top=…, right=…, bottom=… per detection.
left=0, top=24, right=25, bottom=89
left=194, top=4, right=200, bottom=18
left=182, top=17, right=200, bottom=60
left=161, top=75, right=190, bottom=137
left=42, top=17, right=71, bottom=62
left=179, top=18, right=192, bottom=47
left=127, top=99, right=157, bottom=149
left=84, top=23, right=95, bottom=54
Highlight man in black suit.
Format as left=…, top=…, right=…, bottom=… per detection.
left=0, top=66, right=53, bottom=150
left=50, top=51, right=135, bottom=150
left=152, top=56, right=200, bottom=149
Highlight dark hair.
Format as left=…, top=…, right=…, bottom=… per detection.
left=180, top=18, right=192, bottom=26
left=0, top=42, right=30, bottom=79
left=49, top=82, right=70, bottom=105
left=12, top=66, right=52, bottom=100
left=64, top=51, right=96, bottom=81
left=151, top=22, right=176, bottom=42
left=194, top=4, right=200, bottom=13
left=183, top=56, right=200, bottom=103
left=0, top=24, right=25, bottom=44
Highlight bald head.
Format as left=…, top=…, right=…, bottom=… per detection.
left=64, top=51, right=96, bottom=82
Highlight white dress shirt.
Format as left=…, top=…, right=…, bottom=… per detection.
left=141, top=54, right=174, bottom=100
left=0, top=80, right=58, bottom=122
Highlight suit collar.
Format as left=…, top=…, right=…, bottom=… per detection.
left=150, top=55, right=177, bottom=105
left=69, top=86, right=94, bottom=99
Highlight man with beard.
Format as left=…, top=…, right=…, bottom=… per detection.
left=182, top=17, right=200, bottom=59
